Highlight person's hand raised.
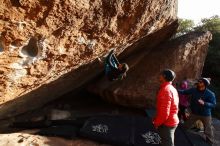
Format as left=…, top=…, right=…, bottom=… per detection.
left=198, top=98, right=205, bottom=105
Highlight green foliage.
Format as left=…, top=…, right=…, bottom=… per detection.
left=177, top=19, right=195, bottom=35
left=195, top=15, right=220, bottom=33
left=199, top=16, right=220, bottom=97
left=178, top=15, right=220, bottom=34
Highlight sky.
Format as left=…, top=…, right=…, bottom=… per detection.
left=178, top=0, right=220, bottom=24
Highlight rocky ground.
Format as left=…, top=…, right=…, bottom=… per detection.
left=0, top=132, right=110, bottom=146
left=0, top=91, right=219, bottom=146
left=208, top=118, right=220, bottom=146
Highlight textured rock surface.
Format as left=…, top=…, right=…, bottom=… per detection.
left=0, top=131, right=110, bottom=146
left=0, top=0, right=177, bottom=119
left=88, top=31, right=212, bottom=108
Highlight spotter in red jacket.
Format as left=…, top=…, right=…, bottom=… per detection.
left=153, top=82, right=179, bottom=128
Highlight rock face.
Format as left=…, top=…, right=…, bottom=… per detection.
left=88, top=31, right=212, bottom=108
left=0, top=0, right=178, bottom=119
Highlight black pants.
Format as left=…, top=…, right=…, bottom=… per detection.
left=184, top=114, right=214, bottom=143
left=158, top=125, right=177, bottom=146
left=178, top=105, right=187, bottom=121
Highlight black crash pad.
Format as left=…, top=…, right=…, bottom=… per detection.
left=80, top=115, right=210, bottom=146
left=36, top=125, right=79, bottom=139
left=80, top=116, right=133, bottom=146
left=80, top=116, right=162, bottom=146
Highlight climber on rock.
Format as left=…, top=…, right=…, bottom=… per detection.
left=104, top=49, right=129, bottom=81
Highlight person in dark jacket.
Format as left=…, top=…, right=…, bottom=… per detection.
left=178, top=78, right=216, bottom=145
left=153, top=69, right=179, bottom=146
left=104, top=49, right=129, bottom=81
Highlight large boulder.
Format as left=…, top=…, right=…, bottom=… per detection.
left=88, top=31, right=212, bottom=108
left=0, top=0, right=178, bottom=119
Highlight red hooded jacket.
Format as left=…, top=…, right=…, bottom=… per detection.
left=153, top=82, right=179, bottom=128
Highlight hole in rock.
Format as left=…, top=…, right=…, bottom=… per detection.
left=11, top=39, right=22, bottom=47
left=0, top=41, right=4, bottom=53
left=21, top=37, right=39, bottom=57
left=10, top=0, right=21, bottom=7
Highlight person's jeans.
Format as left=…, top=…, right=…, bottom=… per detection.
left=183, top=114, right=214, bottom=143
left=158, top=125, right=177, bottom=146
